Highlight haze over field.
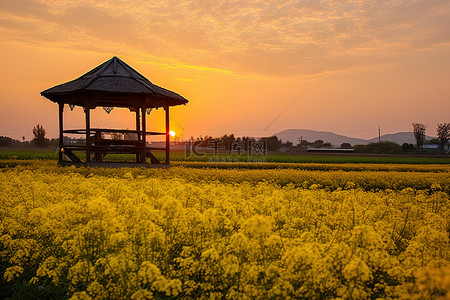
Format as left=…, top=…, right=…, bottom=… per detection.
left=0, top=0, right=449, bottom=140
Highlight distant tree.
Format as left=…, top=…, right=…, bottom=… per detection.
left=49, top=138, right=60, bottom=147
left=296, top=139, right=310, bottom=149
left=412, top=123, right=426, bottom=150
left=340, top=143, right=352, bottom=149
left=354, top=141, right=402, bottom=154
left=311, top=140, right=324, bottom=148
left=220, top=134, right=236, bottom=150
left=198, top=135, right=210, bottom=147
left=283, top=141, right=293, bottom=149
left=9, top=138, right=25, bottom=148
left=436, top=123, right=450, bottom=154
left=322, top=142, right=332, bottom=148
left=0, top=136, right=13, bottom=147
left=402, top=143, right=415, bottom=152
left=425, top=138, right=440, bottom=144
left=32, top=124, right=49, bottom=148
left=241, top=136, right=256, bottom=151
left=260, top=136, right=283, bottom=151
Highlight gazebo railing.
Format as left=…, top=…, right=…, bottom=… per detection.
left=63, top=128, right=166, bottom=135
left=61, top=128, right=168, bottom=163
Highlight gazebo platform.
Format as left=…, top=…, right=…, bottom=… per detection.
left=59, top=161, right=170, bottom=168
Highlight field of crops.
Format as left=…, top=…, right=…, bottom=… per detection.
left=1, top=160, right=449, bottom=299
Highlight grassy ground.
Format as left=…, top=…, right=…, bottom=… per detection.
left=1, top=148, right=449, bottom=164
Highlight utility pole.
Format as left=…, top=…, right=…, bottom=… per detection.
left=378, top=126, right=381, bottom=143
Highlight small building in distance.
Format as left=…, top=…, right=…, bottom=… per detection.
left=421, top=143, right=450, bottom=154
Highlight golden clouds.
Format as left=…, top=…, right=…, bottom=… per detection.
left=0, top=0, right=449, bottom=140
left=1, top=0, right=449, bottom=77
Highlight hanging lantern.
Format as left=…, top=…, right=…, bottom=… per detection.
left=103, top=107, right=114, bottom=114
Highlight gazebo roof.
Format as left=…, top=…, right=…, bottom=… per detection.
left=41, top=56, right=188, bottom=109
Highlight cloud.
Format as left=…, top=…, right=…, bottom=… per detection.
left=0, top=0, right=47, bottom=17
left=1, top=0, right=449, bottom=77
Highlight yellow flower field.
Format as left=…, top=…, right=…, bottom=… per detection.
left=0, top=161, right=449, bottom=299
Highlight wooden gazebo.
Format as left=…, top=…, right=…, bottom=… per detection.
left=41, top=56, right=188, bottom=166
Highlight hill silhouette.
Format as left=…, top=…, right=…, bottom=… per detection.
left=275, top=129, right=435, bottom=146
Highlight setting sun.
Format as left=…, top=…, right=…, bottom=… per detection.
left=169, top=130, right=176, bottom=137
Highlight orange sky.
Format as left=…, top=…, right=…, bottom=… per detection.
left=0, top=0, right=449, bottom=141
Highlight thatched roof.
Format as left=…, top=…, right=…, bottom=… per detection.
left=41, top=57, right=188, bottom=109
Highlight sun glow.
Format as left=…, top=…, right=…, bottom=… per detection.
left=169, top=130, right=176, bottom=137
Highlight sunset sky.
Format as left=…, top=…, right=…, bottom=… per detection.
left=0, top=0, right=449, bottom=141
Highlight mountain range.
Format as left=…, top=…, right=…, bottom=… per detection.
left=275, top=129, right=436, bottom=147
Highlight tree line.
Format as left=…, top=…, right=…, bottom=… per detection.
left=0, top=124, right=54, bottom=148
left=189, top=122, right=449, bottom=154
left=1, top=123, right=449, bottom=154
left=0, top=124, right=82, bottom=148
left=412, top=123, right=450, bottom=154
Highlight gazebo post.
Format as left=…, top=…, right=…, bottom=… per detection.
left=58, top=103, right=64, bottom=163
left=135, top=108, right=141, bottom=162
left=85, top=106, right=91, bottom=163
left=141, top=106, right=146, bottom=163
left=165, top=106, right=170, bottom=164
